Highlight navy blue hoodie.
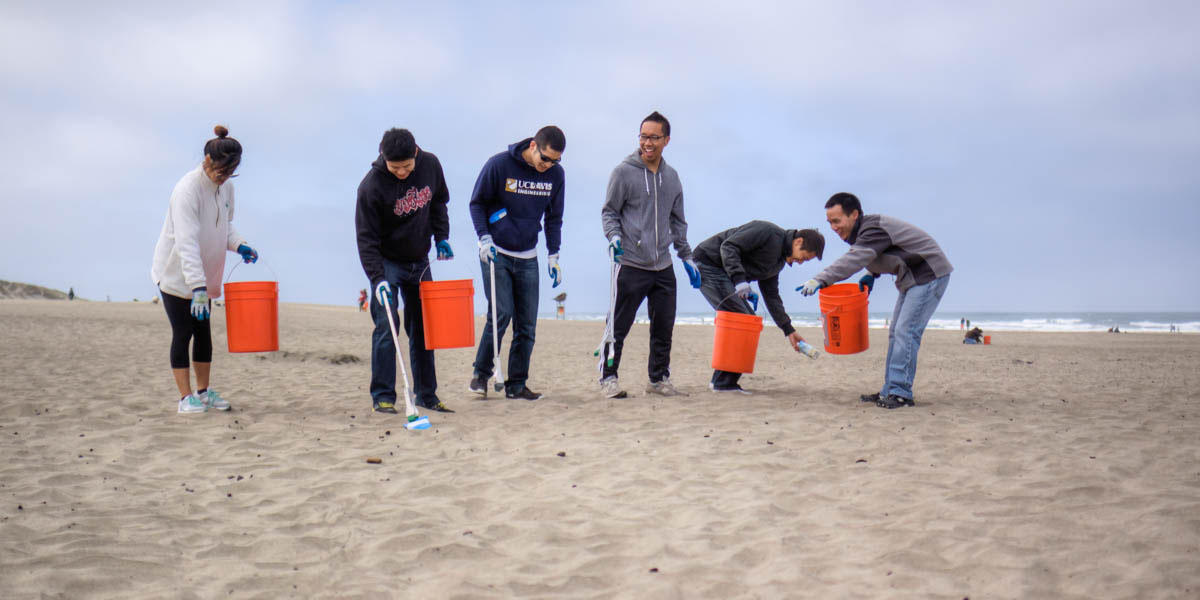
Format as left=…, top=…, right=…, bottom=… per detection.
left=468, top=138, right=565, bottom=255
left=355, top=151, right=449, bottom=286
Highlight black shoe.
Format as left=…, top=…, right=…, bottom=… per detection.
left=860, top=393, right=880, bottom=403
left=422, top=401, right=455, bottom=413
left=708, top=383, right=752, bottom=395
left=373, top=401, right=398, bottom=414
left=468, top=377, right=488, bottom=396
left=876, top=394, right=915, bottom=409
left=506, top=387, right=543, bottom=401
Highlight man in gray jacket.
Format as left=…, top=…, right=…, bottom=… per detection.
left=798, top=192, right=953, bottom=409
left=599, top=111, right=699, bottom=398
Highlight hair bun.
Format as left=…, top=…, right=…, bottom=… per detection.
left=213, top=125, right=229, bottom=138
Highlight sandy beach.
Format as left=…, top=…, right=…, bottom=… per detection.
left=1, top=298, right=1198, bottom=599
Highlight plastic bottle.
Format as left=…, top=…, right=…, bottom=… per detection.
left=797, top=340, right=820, bottom=359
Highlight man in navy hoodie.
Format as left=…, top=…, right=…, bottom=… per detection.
left=468, top=126, right=566, bottom=401
left=356, top=128, right=455, bottom=415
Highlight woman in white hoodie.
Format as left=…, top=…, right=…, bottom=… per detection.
left=151, top=125, right=258, bottom=414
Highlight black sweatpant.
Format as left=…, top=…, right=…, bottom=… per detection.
left=601, top=265, right=676, bottom=383
left=161, top=289, right=211, bottom=369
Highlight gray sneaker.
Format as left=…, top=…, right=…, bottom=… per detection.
left=177, top=394, right=208, bottom=414
left=204, top=390, right=230, bottom=411
left=646, top=378, right=684, bottom=397
left=599, top=377, right=626, bottom=399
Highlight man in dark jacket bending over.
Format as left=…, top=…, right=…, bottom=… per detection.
left=693, top=221, right=825, bottom=393
left=798, top=192, right=953, bottom=409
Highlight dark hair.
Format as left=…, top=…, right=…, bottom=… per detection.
left=825, top=192, right=862, bottom=217
left=534, top=125, right=566, bottom=153
left=641, top=111, right=670, bottom=137
left=796, top=228, right=825, bottom=260
left=379, top=128, right=417, bottom=161
left=204, top=125, right=242, bottom=174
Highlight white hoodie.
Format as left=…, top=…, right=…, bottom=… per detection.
left=150, top=165, right=246, bottom=300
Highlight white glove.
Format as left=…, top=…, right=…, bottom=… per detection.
left=190, top=287, right=209, bottom=320
left=734, top=282, right=753, bottom=300
left=478, top=235, right=497, bottom=263
left=374, top=280, right=393, bottom=307
left=797, top=278, right=823, bottom=297
left=548, top=253, right=563, bottom=288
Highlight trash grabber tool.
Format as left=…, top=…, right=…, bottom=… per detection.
left=381, top=289, right=430, bottom=430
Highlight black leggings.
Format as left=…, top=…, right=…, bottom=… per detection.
left=161, top=290, right=212, bottom=368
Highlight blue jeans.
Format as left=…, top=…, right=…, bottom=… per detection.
left=473, top=254, right=539, bottom=395
left=370, top=258, right=437, bottom=408
left=881, top=274, right=950, bottom=400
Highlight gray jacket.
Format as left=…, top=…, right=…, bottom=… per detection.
left=601, top=152, right=692, bottom=271
left=815, top=214, right=953, bottom=292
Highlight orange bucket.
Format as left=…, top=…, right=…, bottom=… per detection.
left=818, top=283, right=869, bottom=355
left=419, top=279, right=475, bottom=349
left=223, top=281, right=279, bottom=353
left=711, top=310, right=764, bottom=373
left=983, top=335, right=991, bottom=345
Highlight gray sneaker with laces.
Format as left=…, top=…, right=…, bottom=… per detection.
left=599, top=377, right=626, bottom=399
left=646, top=378, right=684, bottom=397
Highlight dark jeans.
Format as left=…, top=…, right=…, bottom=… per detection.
left=370, top=258, right=437, bottom=408
left=473, top=254, right=539, bottom=395
left=601, top=265, right=676, bottom=383
left=697, top=263, right=753, bottom=389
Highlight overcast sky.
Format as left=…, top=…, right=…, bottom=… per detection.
left=2, top=1, right=1198, bottom=313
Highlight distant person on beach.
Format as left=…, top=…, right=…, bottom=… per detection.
left=960, top=317, right=964, bottom=331
left=355, top=128, right=454, bottom=415
left=150, top=125, right=258, bottom=414
left=598, top=111, right=698, bottom=398
left=798, top=192, right=953, bottom=409
left=467, top=126, right=566, bottom=401
left=693, top=221, right=824, bottom=393
left=964, top=327, right=984, bottom=344
left=68, top=287, right=75, bottom=301
left=357, top=288, right=367, bottom=312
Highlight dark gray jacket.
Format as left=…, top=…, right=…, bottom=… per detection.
left=815, top=214, right=953, bottom=292
left=601, top=152, right=692, bottom=271
left=694, top=220, right=798, bottom=336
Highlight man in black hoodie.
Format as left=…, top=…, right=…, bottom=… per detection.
left=693, top=221, right=825, bottom=393
left=355, top=128, right=455, bottom=415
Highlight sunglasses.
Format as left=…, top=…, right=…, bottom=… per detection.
left=537, top=147, right=561, bottom=165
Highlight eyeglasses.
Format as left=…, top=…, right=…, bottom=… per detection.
left=537, top=147, right=561, bottom=165
left=638, top=134, right=665, bottom=142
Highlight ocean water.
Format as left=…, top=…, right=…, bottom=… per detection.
left=539, top=311, right=1200, bottom=333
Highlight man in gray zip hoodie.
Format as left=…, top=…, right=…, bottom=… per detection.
left=599, top=111, right=699, bottom=398
left=798, top=192, right=953, bottom=409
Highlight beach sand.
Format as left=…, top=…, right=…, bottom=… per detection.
left=1, top=299, right=1198, bottom=598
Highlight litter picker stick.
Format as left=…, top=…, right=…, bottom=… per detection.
left=380, top=290, right=428, bottom=429
left=489, top=258, right=505, bottom=393
left=593, top=246, right=621, bottom=373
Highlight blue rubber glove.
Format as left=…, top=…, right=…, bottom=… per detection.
left=746, top=292, right=759, bottom=313
left=548, top=254, right=563, bottom=288
left=236, top=244, right=258, bottom=264
left=608, top=237, right=623, bottom=264
left=191, top=287, right=209, bottom=320
left=858, top=273, right=875, bottom=294
left=683, top=258, right=702, bottom=289
left=374, top=280, right=393, bottom=308
left=796, top=278, right=823, bottom=297
left=436, top=240, right=454, bottom=261
left=478, top=235, right=497, bottom=263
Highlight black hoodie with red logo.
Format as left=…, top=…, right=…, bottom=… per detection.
left=355, top=151, right=450, bottom=286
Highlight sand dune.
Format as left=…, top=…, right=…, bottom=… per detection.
left=1, top=299, right=1198, bottom=598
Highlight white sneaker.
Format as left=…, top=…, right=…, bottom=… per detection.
left=646, top=378, right=684, bottom=397
left=203, top=390, right=230, bottom=411
left=178, top=394, right=208, bottom=414
left=599, top=377, right=625, bottom=398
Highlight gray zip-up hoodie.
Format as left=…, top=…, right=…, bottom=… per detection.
left=814, top=214, right=953, bottom=292
left=601, top=152, right=692, bottom=271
